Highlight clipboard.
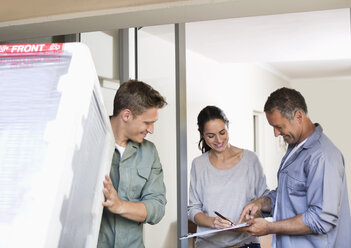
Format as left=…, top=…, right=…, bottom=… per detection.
left=179, top=222, right=250, bottom=240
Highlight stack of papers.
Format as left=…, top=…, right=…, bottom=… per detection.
left=179, top=222, right=250, bottom=240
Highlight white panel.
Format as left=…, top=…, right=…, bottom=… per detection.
left=0, top=43, right=115, bottom=247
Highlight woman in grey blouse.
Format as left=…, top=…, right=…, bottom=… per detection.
left=188, top=106, right=269, bottom=248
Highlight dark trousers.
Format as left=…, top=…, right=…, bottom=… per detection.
left=238, top=243, right=261, bottom=248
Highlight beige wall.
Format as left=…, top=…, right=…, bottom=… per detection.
left=1, top=0, right=184, bottom=22
left=3, top=0, right=349, bottom=22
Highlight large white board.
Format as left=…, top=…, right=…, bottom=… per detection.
left=0, top=43, right=114, bottom=247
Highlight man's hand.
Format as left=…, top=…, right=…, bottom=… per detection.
left=236, top=196, right=271, bottom=224
left=236, top=218, right=271, bottom=236
left=102, top=175, right=124, bottom=214
left=237, top=200, right=262, bottom=224
left=236, top=214, right=313, bottom=237
left=102, top=174, right=147, bottom=222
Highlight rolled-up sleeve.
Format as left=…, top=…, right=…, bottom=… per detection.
left=188, top=161, right=202, bottom=223
left=266, top=189, right=277, bottom=216
left=141, top=148, right=166, bottom=225
left=302, top=154, right=342, bottom=234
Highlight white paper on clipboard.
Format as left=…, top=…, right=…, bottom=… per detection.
left=179, top=222, right=250, bottom=240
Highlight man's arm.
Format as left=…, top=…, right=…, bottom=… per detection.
left=138, top=145, right=166, bottom=225
left=102, top=175, right=147, bottom=222
left=269, top=214, right=312, bottom=235
left=239, top=214, right=312, bottom=236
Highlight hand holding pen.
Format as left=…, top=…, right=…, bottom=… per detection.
left=213, top=211, right=234, bottom=229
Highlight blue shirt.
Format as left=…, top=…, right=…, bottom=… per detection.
left=267, top=124, right=351, bottom=247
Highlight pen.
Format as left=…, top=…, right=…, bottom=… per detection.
left=214, top=211, right=234, bottom=225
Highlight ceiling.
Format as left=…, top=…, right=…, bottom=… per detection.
left=144, top=8, right=351, bottom=80
left=1, top=0, right=350, bottom=41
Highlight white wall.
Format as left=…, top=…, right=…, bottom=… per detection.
left=291, top=77, right=351, bottom=207
left=81, top=31, right=118, bottom=81
left=81, top=31, right=120, bottom=116
left=186, top=55, right=289, bottom=192
left=244, top=64, right=290, bottom=189
left=137, top=25, right=178, bottom=248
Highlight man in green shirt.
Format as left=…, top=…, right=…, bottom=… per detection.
left=97, top=80, right=167, bottom=248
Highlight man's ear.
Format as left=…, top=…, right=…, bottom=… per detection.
left=294, top=110, right=303, bottom=122
left=121, top=109, right=132, bottom=122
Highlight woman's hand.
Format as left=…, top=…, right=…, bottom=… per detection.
left=211, top=216, right=233, bottom=229
left=194, top=212, right=233, bottom=229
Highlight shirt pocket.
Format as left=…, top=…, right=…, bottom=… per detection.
left=129, top=166, right=151, bottom=200
left=286, top=175, right=306, bottom=197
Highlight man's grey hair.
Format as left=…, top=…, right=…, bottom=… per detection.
left=264, top=87, right=308, bottom=120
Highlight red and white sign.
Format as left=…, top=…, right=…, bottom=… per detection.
left=0, top=43, right=64, bottom=56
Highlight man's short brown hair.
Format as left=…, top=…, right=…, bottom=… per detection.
left=113, top=80, right=167, bottom=116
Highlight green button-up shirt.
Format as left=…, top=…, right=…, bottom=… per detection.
left=97, top=139, right=166, bottom=248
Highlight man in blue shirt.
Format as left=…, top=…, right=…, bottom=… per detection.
left=238, top=87, right=351, bottom=247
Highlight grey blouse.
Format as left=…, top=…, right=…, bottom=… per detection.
left=188, top=149, right=269, bottom=248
